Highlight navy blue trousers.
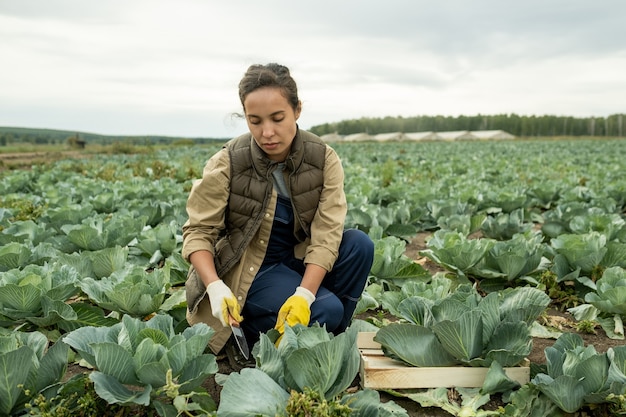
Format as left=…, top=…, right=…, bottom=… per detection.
left=240, top=227, right=374, bottom=348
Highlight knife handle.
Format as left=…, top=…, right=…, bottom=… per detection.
left=228, top=314, right=241, bottom=328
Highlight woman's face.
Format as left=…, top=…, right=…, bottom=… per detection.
left=244, top=87, right=301, bottom=162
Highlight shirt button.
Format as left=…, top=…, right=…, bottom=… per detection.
left=265, top=212, right=270, bottom=218
left=249, top=266, right=254, bottom=272
left=260, top=239, right=265, bottom=244
left=238, top=296, right=243, bottom=301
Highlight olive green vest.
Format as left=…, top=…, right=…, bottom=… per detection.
left=215, top=129, right=326, bottom=276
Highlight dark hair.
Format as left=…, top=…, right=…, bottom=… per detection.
left=238, top=63, right=300, bottom=112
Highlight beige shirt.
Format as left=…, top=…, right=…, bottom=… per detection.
left=182, top=144, right=347, bottom=353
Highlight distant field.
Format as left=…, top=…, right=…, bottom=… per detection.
left=1, top=136, right=626, bottom=416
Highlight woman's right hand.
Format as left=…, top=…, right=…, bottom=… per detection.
left=205, top=280, right=243, bottom=327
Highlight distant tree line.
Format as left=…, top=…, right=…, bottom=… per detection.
left=0, top=127, right=227, bottom=147
left=3, top=113, right=625, bottom=146
left=309, top=113, right=626, bottom=137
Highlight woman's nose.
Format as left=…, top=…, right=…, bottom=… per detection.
left=262, top=122, right=274, bottom=138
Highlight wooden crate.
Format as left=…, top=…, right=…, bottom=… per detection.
left=357, top=332, right=530, bottom=389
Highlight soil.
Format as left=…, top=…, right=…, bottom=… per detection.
left=0, top=150, right=90, bottom=171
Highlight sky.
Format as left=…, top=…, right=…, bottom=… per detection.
left=1, top=0, right=625, bottom=138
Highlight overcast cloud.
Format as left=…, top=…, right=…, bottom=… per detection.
left=1, top=0, right=625, bottom=138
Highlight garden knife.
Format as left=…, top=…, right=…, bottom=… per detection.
left=228, top=315, right=249, bottom=360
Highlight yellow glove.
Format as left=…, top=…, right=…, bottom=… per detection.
left=275, top=286, right=315, bottom=335
left=205, top=280, right=243, bottom=327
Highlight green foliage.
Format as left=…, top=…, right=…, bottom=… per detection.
left=1, top=137, right=626, bottom=415
left=551, top=232, right=608, bottom=277
left=60, top=214, right=145, bottom=251
left=0, top=330, right=69, bottom=416
left=575, top=320, right=598, bottom=334
left=420, top=230, right=495, bottom=278
left=0, top=196, right=47, bottom=223
left=470, top=232, right=548, bottom=287
left=369, top=236, right=431, bottom=286
left=531, top=333, right=626, bottom=413
left=25, top=373, right=154, bottom=417
left=218, top=325, right=406, bottom=416
left=585, top=267, right=626, bottom=315
left=283, top=387, right=352, bottom=417
left=480, top=209, right=532, bottom=240
left=0, top=263, right=80, bottom=328
left=308, top=113, right=626, bottom=137
left=391, top=386, right=502, bottom=416
left=219, top=325, right=358, bottom=414
left=374, top=286, right=550, bottom=367
left=537, top=270, right=580, bottom=310
left=260, top=325, right=360, bottom=400
left=79, top=264, right=171, bottom=317
left=379, top=274, right=457, bottom=318
left=62, top=315, right=217, bottom=407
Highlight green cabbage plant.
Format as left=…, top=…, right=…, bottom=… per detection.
left=532, top=332, right=626, bottom=413
left=380, top=274, right=457, bottom=318
left=570, top=267, right=626, bottom=339
left=62, top=314, right=217, bottom=409
left=0, top=263, right=80, bottom=328
left=420, top=230, right=495, bottom=278
left=79, top=264, right=171, bottom=317
left=374, top=285, right=550, bottom=367
left=0, top=219, right=56, bottom=246
left=369, top=236, right=431, bottom=285
left=60, top=213, right=145, bottom=251
left=38, top=202, right=94, bottom=231
left=480, top=209, right=533, bottom=241
left=550, top=232, right=607, bottom=277
left=129, top=220, right=182, bottom=266
left=585, top=267, right=626, bottom=316
left=0, top=330, right=69, bottom=416
left=0, top=241, right=32, bottom=272
left=569, top=210, right=626, bottom=241
left=476, top=188, right=528, bottom=214
left=218, top=325, right=406, bottom=416
left=469, top=232, right=548, bottom=286
left=57, top=245, right=129, bottom=279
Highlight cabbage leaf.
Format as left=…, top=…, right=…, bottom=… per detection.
left=62, top=314, right=216, bottom=406
left=374, top=285, right=548, bottom=367
left=79, top=264, right=170, bottom=317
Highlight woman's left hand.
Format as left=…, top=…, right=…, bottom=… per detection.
left=274, top=286, right=315, bottom=334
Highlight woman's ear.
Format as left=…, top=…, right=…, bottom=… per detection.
left=295, top=101, right=302, bottom=120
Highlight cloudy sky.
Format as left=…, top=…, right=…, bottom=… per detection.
left=1, top=1, right=625, bottom=138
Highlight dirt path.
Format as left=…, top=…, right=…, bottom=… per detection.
left=0, top=150, right=90, bottom=170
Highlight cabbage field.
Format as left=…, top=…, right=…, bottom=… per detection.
left=1, top=137, right=626, bottom=416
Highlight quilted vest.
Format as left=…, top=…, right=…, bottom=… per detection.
left=214, top=129, right=326, bottom=276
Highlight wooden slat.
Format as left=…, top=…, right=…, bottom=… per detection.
left=356, top=331, right=380, bottom=349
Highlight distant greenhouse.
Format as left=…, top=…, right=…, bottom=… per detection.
left=320, top=130, right=516, bottom=142
left=435, top=130, right=477, bottom=141
left=470, top=130, right=516, bottom=140
left=404, top=131, right=439, bottom=141
left=373, top=132, right=404, bottom=141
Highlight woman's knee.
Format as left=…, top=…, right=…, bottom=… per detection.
left=343, top=229, right=374, bottom=258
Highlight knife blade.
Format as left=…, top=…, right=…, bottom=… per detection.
left=229, top=315, right=250, bottom=360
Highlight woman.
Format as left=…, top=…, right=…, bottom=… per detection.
left=182, top=63, right=374, bottom=361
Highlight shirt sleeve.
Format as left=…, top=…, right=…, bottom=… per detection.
left=303, top=145, right=348, bottom=271
left=181, top=148, right=230, bottom=262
